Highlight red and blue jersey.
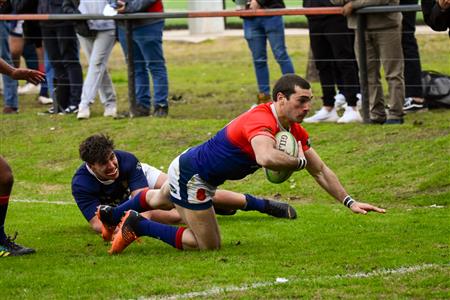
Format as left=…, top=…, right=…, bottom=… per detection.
left=71, top=150, right=148, bottom=221
left=181, top=103, right=311, bottom=186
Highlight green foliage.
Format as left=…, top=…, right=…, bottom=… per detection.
left=0, top=34, right=449, bottom=299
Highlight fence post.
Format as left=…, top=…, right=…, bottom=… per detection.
left=125, top=19, right=136, bottom=117
left=357, top=13, right=370, bottom=123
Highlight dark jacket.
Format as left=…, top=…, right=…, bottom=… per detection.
left=303, top=0, right=339, bottom=20
left=14, top=0, right=72, bottom=27
left=422, top=0, right=450, bottom=36
left=62, top=0, right=96, bottom=37
left=255, top=0, right=285, bottom=9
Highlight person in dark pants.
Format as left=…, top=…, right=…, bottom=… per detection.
left=401, top=0, right=425, bottom=112
left=303, top=0, right=361, bottom=123
left=19, top=0, right=83, bottom=114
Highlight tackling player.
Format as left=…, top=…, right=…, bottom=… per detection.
left=72, top=134, right=298, bottom=239
left=107, top=74, right=385, bottom=253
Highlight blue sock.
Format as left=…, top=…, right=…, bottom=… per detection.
left=242, top=194, right=266, bottom=212
left=112, top=189, right=151, bottom=224
left=135, top=218, right=185, bottom=249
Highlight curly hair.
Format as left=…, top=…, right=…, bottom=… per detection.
left=79, top=134, right=115, bottom=165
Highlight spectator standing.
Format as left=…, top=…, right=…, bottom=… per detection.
left=30, top=0, right=83, bottom=114
left=62, top=0, right=118, bottom=119
left=242, top=0, right=295, bottom=104
left=0, top=21, right=19, bottom=114
left=303, top=0, right=362, bottom=123
left=421, top=0, right=450, bottom=35
left=332, top=0, right=405, bottom=124
left=401, top=0, right=425, bottom=112
left=116, top=0, right=169, bottom=117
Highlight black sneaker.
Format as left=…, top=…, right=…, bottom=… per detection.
left=385, top=118, right=404, bottom=125
left=153, top=106, right=168, bottom=118
left=96, top=205, right=118, bottom=241
left=404, top=97, right=425, bottom=113
left=264, top=199, right=297, bottom=219
left=0, top=233, right=35, bottom=257
left=131, top=104, right=150, bottom=117
left=64, top=105, right=78, bottom=114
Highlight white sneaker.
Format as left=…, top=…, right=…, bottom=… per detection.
left=304, top=107, right=339, bottom=123
left=18, top=83, right=41, bottom=95
left=337, top=106, right=362, bottom=123
left=38, top=96, right=53, bottom=105
left=356, top=93, right=362, bottom=110
left=77, top=106, right=90, bottom=119
left=334, top=93, right=347, bottom=111
left=103, top=105, right=117, bottom=118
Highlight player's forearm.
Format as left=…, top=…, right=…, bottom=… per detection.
left=0, top=58, right=15, bottom=77
left=311, top=165, right=348, bottom=203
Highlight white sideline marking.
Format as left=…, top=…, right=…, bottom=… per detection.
left=145, top=263, right=446, bottom=300
left=12, top=199, right=75, bottom=205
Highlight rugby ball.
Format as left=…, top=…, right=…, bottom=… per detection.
left=264, top=131, right=299, bottom=184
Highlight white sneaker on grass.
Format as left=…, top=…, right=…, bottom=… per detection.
left=18, top=83, right=41, bottom=95
left=334, top=93, right=347, bottom=111
left=337, top=106, right=362, bottom=123
left=304, top=107, right=339, bottom=123
left=103, top=105, right=117, bottom=118
left=77, top=106, right=90, bottom=119
left=38, top=96, right=53, bottom=105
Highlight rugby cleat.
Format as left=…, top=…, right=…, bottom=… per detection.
left=109, top=210, right=142, bottom=255
left=264, top=199, right=297, bottom=219
left=0, top=233, right=35, bottom=257
left=96, top=205, right=117, bottom=241
left=214, top=207, right=237, bottom=216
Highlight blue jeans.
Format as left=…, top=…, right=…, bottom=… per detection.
left=244, top=16, right=295, bottom=95
left=118, top=21, right=168, bottom=109
left=0, top=22, right=18, bottom=109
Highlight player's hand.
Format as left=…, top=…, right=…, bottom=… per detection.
left=116, top=0, right=126, bottom=13
left=10, top=68, right=45, bottom=85
left=249, top=0, right=261, bottom=10
left=350, top=201, right=386, bottom=215
left=342, top=2, right=353, bottom=16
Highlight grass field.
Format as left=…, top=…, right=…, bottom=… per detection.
left=0, top=33, right=449, bottom=299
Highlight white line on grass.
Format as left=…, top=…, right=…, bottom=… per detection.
left=145, top=263, right=446, bottom=300
left=12, top=199, right=75, bottom=205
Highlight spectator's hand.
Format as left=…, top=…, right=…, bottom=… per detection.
left=438, top=0, right=450, bottom=10
left=10, top=69, right=45, bottom=85
left=249, top=0, right=261, bottom=10
left=342, top=2, right=353, bottom=16
left=349, top=201, right=386, bottom=215
left=116, top=0, right=126, bottom=13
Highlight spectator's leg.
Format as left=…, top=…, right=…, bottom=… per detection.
left=135, top=21, right=168, bottom=110
left=266, top=16, right=295, bottom=76
left=377, top=26, right=405, bottom=120
left=118, top=26, right=151, bottom=113
left=0, top=21, right=18, bottom=111
left=244, top=17, right=270, bottom=95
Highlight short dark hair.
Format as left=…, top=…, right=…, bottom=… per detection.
left=272, top=74, right=311, bottom=102
left=79, top=134, right=115, bottom=165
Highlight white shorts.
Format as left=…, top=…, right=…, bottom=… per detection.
left=167, top=154, right=216, bottom=210
left=141, top=163, right=162, bottom=190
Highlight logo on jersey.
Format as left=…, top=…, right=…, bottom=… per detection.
left=169, top=184, right=177, bottom=194
left=136, top=162, right=142, bottom=170
left=196, top=188, right=206, bottom=201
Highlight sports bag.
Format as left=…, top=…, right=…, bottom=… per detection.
left=422, top=71, right=450, bottom=109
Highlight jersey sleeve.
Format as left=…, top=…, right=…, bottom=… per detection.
left=291, top=124, right=311, bottom=152
left=242, top=109, right=277, bottom=142
left=72, top=175, right=100, bottom=222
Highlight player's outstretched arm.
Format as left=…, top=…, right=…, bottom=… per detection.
left=305, top=148, right=386, bottom=215
left=0, top=58, right=45, bottom=84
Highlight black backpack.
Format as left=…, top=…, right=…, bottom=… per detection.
left=422, top=71, right=450, bottom=109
